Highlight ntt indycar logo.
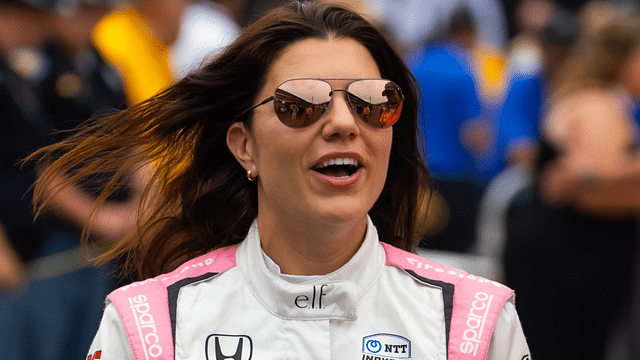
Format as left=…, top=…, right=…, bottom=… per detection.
left=460, top=292, right=494, bottom=356
left=128, top=295, right=163, bottom=359
left=362, top=333, right=411, bottom=359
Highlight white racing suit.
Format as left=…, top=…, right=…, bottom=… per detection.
left=87, top=217, right=530, bottom=359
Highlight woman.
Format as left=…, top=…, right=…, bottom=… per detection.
left=31, top=2, right=529, bottom=359
left=505, top=12, right=640, bottom=360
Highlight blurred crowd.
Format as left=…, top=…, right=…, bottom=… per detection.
left=0, top=0, right=639, bottom=359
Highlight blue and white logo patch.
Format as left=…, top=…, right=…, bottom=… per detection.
left=362, top=333, right=411, bottom=359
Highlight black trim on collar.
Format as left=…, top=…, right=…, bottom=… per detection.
left=404, top=269, right=455, bottom=352
left=167, top=272, right=220, bottom=348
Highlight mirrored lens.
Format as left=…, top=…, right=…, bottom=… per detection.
left=279, top=79, right=332, bottom=104
left=273, top=79, right=331, bottom=128
left=347, top=80, right=403, bottom=128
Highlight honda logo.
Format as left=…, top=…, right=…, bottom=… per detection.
left=205, top=334, right=253, bottom=360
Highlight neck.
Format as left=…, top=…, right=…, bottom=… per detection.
left=257, top=214, right=368, bottom=276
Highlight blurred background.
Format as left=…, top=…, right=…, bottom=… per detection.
left=0, top=0, right=639, bottom=359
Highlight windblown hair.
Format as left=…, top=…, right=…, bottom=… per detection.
left=29, top=1, right=430, bottom=279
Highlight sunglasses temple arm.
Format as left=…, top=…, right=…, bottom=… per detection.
left=236, top=96, right=275, bottom=120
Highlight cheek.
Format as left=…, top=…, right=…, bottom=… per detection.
left=255, top=140, right=290, bottom=174
left=371, top=130, right=393, bottom=177
left=380, top=129, right=394, bottom=160
left=252, top=127, right=305, bottom=181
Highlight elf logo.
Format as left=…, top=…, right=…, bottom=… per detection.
left=295, top=284, right=329, bottom=309
left=362, top=334, right=411, bottom=359
left=205, top=334, right=253, bottom=360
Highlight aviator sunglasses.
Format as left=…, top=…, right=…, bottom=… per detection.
left=239, top=79, right=404, bottom=129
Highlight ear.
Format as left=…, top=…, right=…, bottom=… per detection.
left=226, top=122, right=257, bottom=175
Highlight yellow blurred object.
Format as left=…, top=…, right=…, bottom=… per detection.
left=473, top=47, right=507, bottom=104
left=92, top=5, right=186, bottom=176
left=91, top=6, right=173, bottom=106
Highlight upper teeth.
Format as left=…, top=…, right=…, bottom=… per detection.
left=317, top=158, right=359, bottom=168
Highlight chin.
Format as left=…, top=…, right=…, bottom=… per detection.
left=314, top=204, right=369, bottom=228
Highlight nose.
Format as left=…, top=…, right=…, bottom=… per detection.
left=321, top=90, right=360, bottom=141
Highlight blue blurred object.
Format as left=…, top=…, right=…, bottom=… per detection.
left=410, top=42, right=483, bottom=181
left=0, top=226, right=115, bottom=360
left=410, top=42, right=486, bottom=253
left=495, top=71, right=546, bottom=169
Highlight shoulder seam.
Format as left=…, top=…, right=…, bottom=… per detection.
left=168, top=272, right=220, bottom=352
left=404, top=268, right=455, bottom=352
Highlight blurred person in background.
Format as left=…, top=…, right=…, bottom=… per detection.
left=0, top=1, right=151, bottom=359
left=473, top=0, right=580, bottom=286
left=409, top=6, right=493, bottom=253
left=504, top=9, right=640, bottom=359
left=0, top=0, right=52, bottom=288
left=495, top=1, right=579, bottom=171
left=41, top=0, right=246, bottom=277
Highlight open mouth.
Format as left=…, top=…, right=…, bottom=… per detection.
left=312, top=158, right=361, bottom=178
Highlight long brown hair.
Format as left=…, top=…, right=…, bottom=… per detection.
left=29, top=1, right=430, bottom=279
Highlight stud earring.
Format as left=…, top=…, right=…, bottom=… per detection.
left=247, top=170, right=256, bottom=181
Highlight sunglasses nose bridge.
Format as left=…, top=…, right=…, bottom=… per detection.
left=328, top=88, right=348, bottom=95
left=325, top=88, right=354, bottom=116
left=327, top=88, right=349, bottom=106
left=320, top=90, right=361, bottom=137
left=330, top=85, right=353, bottom=100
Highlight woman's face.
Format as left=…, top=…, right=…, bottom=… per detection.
left=232, top=37, right=393, bottom=231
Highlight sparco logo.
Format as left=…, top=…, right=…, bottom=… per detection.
left=460, top=292, right=494, bottom=356
left=205, top=334, right=253, bottom=360
left=362, top=333, right=411, bottom=359
left=128, top=295, right=162, bottom=358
